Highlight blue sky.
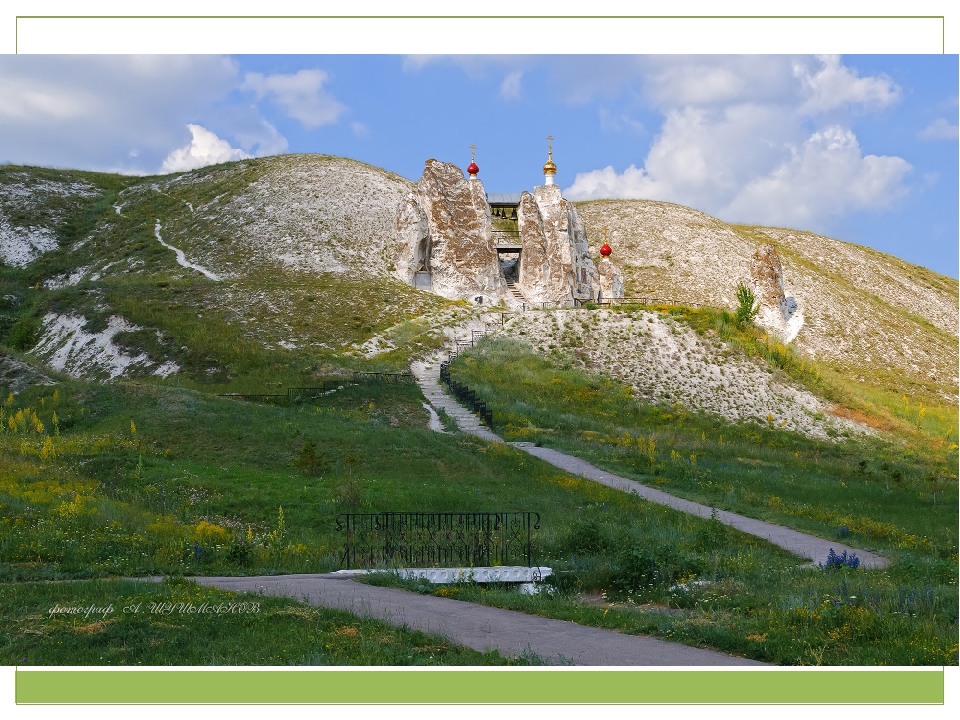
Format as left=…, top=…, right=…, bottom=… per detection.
left=0, top=54, right=956, bottom=277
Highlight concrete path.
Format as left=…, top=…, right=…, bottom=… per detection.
left=511, top=443, right=889, bottom=569
left=411, top=348, right=889, bottom=570
left=195, top=573, right=762, bottom=666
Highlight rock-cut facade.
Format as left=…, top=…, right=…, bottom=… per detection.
left=394, top=159, right=623, bottom=307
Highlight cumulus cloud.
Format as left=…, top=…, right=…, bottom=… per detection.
left=568, top=103, right=797, bottom=210
left=721, top=127, right=911, bottom=227
left=919, top=118, right=959, bottom=140
left=795, top=55, right=900, bottom=113
left=0, top=55, right=246, bottom=172
left=241, top=69, right=346, bottom=128
left=160, top=124, right=250, bottom=173
left=500, top=71, right=523, bottom=100
left=565, top=55, right=910, bottom=230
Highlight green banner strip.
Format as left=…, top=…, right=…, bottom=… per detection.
left=17, top=669, right=944, bottom=704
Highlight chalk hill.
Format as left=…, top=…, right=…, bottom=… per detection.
left=0, top=154, right=956, bottom=408
left=576, top=199, right=958, bottom=402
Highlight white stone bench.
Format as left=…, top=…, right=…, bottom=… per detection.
left=334, top=566, right=553, bottom=594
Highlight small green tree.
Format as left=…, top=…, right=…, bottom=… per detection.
left=7, top=317, right=38, bottom=350
left=734, top=282, right=759, bottom=326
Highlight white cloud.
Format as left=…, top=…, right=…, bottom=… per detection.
left=565, top=55, right=910, bottom=230
left=795, top=54, right=900, bottom=113
left=160, top=124, right=250, bottom=173
left=351, top=121, right=370, bottom=138
left=0, top=74, right=88, bottom=121
left=568, top=103, right=797, bottom=210
left=0, top=56, right=241, bottom=172
left=637, top=56, right=796, bottom=107
left=241, top=69, right=346, bottom=128
left=919, top=118, right=959, bottom=140
left=500, top=71, right=523, bottom=100
left=227, top=116, right=288, bottom=157
left=721, top=127, right=911, bottom=227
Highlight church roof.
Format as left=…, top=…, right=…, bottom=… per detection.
left=486, top=193, right=522, bottom=205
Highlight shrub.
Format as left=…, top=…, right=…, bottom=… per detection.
left=7, top=317, right=39, bottom=350
left=693, top=509, right=729, bottom=551
left=563, top=517, right=607, bottom=555
left=734, top=282, right=759, bottom=326
left=610, top=543, right=705, bottom=594
left=294, top=440, right=326, bottom=476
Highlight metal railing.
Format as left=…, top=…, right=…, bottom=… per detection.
left=441, top=372, right=493, bottom=427
left=573, top=296, right=694, bottom=308
left=335, top=511, right=541, bottom=569
left=218, top=373, right=412, bottom=406
left=492, top=230, right=521, bottom=245
left=351, top=371, right=414, bottom=383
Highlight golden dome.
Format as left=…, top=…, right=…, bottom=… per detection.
left=543, top=150, right=557, bottom=176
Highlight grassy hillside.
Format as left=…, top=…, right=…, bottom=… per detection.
left=440, top=333, right=957, bottom=664
left=1, top=156, right=957, bottom=666
left=1, top=158, right=467, bottom=395
left=575, top=199, right=958, bottom=406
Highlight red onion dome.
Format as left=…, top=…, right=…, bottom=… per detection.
left=467, top=162, right=480, bottom=176
left=599, top=243, right=612, bottom=257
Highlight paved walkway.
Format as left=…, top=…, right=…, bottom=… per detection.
left=194, top=573, right=762, bottom=666
left=512, top=443, right=889, bottom=569
left=411, top=351, right=889, bottom=570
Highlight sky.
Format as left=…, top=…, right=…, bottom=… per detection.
left=0, top=54, right=957, bottom=277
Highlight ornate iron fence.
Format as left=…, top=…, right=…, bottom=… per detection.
left=335, top=511, right=541, bottom=569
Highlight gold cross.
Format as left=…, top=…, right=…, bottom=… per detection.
left=470, top=144, right=476, bottom=162
left=603, top=226, right=609, bottom=242
left=547, top=135, right=553, bottom=156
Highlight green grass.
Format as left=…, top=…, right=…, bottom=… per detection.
left=2, top=370, right=956, bottom=664
left=0, top=377, right=800, bottom=582
left=365, top=562, right=957, bottom=665
left=2, top=161, right=456, bottom=389
left=451, top=337, right=958, bottom=557
left=432, top=336, right=958, bottom=664
left=1, top=578, right=526, bottom=665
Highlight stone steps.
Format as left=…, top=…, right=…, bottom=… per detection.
left=411, top=354, right=502, bottom=443
left=504, top=279, right=526, bottom=302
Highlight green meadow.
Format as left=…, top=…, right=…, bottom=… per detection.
left=1, top=578, right=526, bottom=666
left=1, top=163, right=957, bottom=666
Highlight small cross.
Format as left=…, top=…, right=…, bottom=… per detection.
left=603, top=226, right=608, bottom=242
left=547, top=135, right=553, bottom=155
left=470, top=144, right=476, bottom=162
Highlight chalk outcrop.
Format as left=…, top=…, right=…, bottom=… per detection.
left=395, top=160, right=623, bottom=306
left=516, top=184, right=618, bottom=304
left=596, top=257, right=624, bottom=302
left=751, top=242, right=803, bottom=343
left=394, top=193, right=431, bottom=288
left=394, top=160, right=503, bottom=302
